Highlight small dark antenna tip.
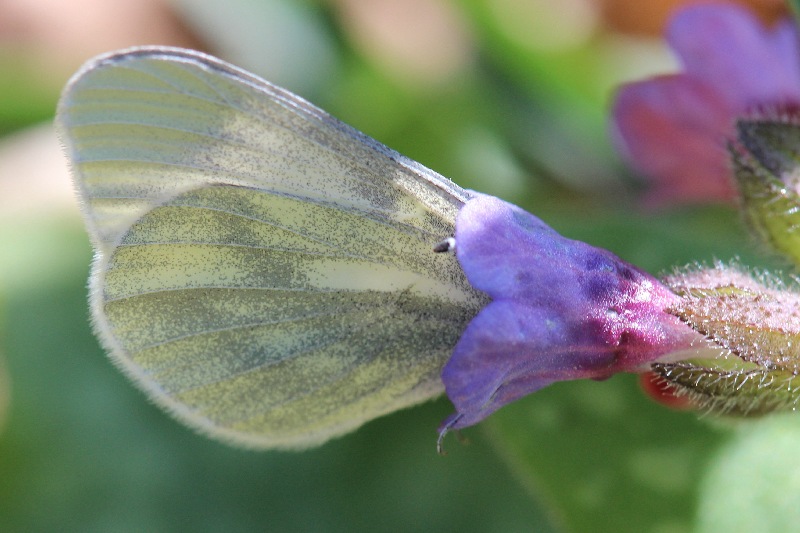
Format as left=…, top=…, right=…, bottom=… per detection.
left=433, top=237, right=456, bottom=253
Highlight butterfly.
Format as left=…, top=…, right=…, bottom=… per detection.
left=57, top=46, right=489, bottom=449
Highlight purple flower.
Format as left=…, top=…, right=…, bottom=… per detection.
left=439, top=195, right=702, bottom=434
left=611, top=3, right=800, bottom=207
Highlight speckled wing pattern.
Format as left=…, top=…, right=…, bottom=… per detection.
left=57, top=47, right=488, bottom=448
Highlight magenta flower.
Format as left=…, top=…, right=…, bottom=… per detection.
left=611, top=3, right=800, bottom=206
left=439, top=195, right=703, bottom=435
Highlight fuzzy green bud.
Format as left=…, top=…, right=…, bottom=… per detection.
left=652, top=264, right=800, bottom=415
left=731, top=116, right=800, bottom=268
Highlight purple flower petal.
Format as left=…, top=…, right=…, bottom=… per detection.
left=441, top=300, right=617, bottom=430
left=612, top=75, right=734, bottom=205
left=611, top=3, right=800, bottom=206
left=669, top=4, right=800, bottom=107
left=440, top=195, right=699, bottom=431
left=771, top=19, right=800, bottom=84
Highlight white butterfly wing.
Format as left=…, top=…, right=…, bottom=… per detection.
left=57, top=47, right=488, bottom=448
left=57, top=46, right=472, bottom=253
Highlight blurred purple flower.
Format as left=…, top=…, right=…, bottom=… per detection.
left=439, top=195, right=702, bottom=435
left=611, top=3, right=800, bottom=206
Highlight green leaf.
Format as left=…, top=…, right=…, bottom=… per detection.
left=484, top=375, right=728, bottom=533
left=696, top=415, right=800, bottom=533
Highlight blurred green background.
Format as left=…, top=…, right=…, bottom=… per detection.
left=2, top=0, right=799, bottom=531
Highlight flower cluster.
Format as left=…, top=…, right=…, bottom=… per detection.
left=440, top=2, right=800, bottom=437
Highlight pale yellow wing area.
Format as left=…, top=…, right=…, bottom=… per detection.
left=57, top=47, right=488, bottom=448
left=56, top=46, right=472, bottom=254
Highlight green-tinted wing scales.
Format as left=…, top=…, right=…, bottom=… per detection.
left=98, top=185, right=484, bottom=447
left=58, top=47, right=487, bottom=448
left=57, top=47, right=471, bottom=253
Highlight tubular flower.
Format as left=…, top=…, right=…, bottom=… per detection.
left=439, top=195, right=711, bottom=437
left=440, top=196, right=800, bottom=442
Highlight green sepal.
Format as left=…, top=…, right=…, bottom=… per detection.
left=669, top=279, right=800, bottom=373
left=658, top=265, right=800, bottom=414
left=731, top=118, right=800, bottom=268
left=652, top=359, right=800, bottom=416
